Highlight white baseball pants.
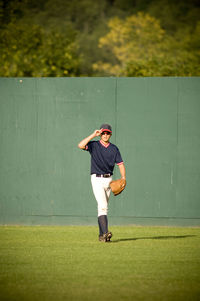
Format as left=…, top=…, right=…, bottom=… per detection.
left=91, top=174, right=112, bottom=216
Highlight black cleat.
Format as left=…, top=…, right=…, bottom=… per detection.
left=99, top=235, right=106, bottom=242
left=99, top=232, right=112, bottom=242
left=106, top=232, right=113, bottom=242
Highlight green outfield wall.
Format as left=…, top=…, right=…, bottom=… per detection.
left=0, top=78, right=200, bottom=226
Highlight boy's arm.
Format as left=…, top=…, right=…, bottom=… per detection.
left=118, top=163, right=126, bottom=180
left=78, top=129, right=102, bottom=149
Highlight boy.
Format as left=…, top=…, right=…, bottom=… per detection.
left=78, top=124, right=126, bottom=242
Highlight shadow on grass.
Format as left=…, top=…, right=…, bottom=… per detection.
left=112, top=235, right=196, bottom=243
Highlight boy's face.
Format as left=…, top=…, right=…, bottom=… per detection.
left=101, top=131, right=112, bottom=143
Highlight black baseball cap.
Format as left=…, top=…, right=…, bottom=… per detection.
left=100, top=123, right=112, bottom=133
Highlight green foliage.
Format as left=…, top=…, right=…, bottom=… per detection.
left=0, top=0, right=200, bottom=76
left=147, top=0, right=200, bottom=33
left=0, top=21, right=80, bottom=77
left=93, top=12, right=200, bottom=76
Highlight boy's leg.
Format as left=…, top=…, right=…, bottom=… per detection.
left=91, top=175, right=112, bottom=241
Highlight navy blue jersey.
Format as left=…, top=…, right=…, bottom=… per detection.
left=85, top=140, right=123, bottom=175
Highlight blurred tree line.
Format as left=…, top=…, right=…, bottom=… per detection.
left=0, top=0, right=200, bottom=77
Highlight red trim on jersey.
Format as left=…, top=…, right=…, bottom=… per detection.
left=117, top=161, right=124, bottom=165
left=99, top=140, right=110, bottom=148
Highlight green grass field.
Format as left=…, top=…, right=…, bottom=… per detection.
left=0, top=226, right=199, bottom=301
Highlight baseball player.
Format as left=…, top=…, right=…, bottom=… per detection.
left=78, top=124, right=126, bottom=242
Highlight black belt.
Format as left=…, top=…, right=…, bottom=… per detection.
left=95, top=174, right=111, bottom=178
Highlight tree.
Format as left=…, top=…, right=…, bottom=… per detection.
left=0, top=0, right=199, bottom=77
left=93, top=12, right=200, bottom=76
left=0, top=22, right=81, bottom=77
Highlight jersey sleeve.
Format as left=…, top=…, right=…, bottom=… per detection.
left=84, top=141, right=94, bottom=153
left=115, top=147, right=124, bottom=165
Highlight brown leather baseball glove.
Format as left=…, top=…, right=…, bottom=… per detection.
left=110, top=178, right=126, bottom=196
